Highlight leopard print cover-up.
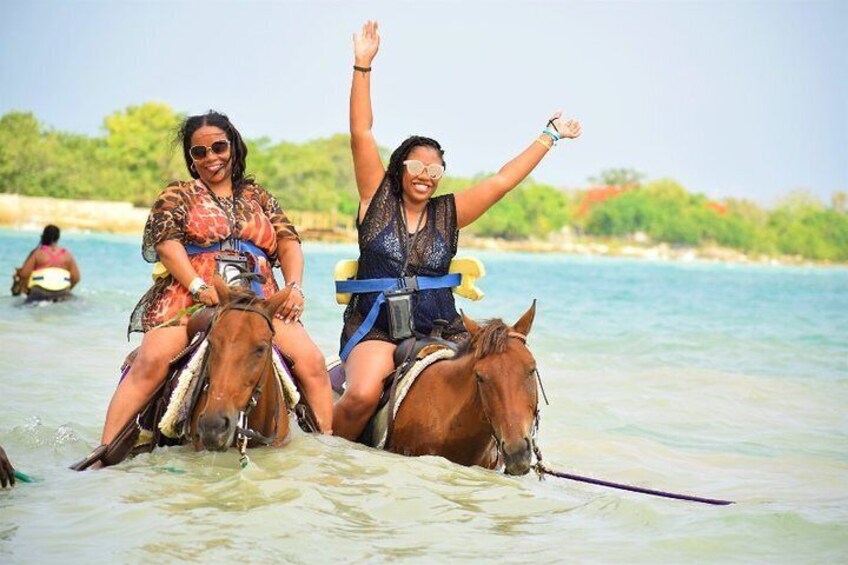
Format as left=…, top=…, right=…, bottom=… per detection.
left=128, top=179, right=299, bottom=335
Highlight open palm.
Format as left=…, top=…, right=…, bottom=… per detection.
left=354, top=20, right=380, bottom=65
left=548, top=112, right=582, bottom=140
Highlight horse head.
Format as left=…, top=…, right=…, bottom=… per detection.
left=11, top=267, right=25, bottom=296
left=462, top=301, right=538, bottom=476
left=192, top=276, right=290, bottom=452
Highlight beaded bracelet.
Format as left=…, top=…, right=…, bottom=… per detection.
left=542, top=127, right=560, bottom=144
left=287, top=281, right=305, bottom=299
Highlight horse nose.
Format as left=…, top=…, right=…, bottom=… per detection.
left=198, top=413, right=233, bottom=452
left=502, top=437, right=532, bottom=476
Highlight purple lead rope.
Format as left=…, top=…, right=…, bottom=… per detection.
left=532, top=444, right=734, bottom=506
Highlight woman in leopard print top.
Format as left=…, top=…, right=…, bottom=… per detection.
left=94, top=111, right=333, bottom=458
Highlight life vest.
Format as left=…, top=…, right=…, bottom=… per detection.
left=333, top=257, right=485, bottom=361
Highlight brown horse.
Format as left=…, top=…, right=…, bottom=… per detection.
left=188, top=277, right=292, bottom=452
left=11, top=267, right=25, bottom=296
left=70, top=277, right=295, bottom=471
left=389, top=302, right=540, bottom=475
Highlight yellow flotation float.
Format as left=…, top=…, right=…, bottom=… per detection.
left=151, top=261, right=169, bottom=281
left=28, top=267, right=72, bottom=292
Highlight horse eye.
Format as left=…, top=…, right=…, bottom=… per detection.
left=254, top=345, right=267, bottom=356
left=475, top=372, right=485, bottom=383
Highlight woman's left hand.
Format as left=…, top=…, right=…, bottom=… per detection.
left=276, top=284, right=305, bottom=324
left=548, top=111, right=582, bottom=140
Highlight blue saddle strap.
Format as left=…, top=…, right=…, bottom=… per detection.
left=180, top=239, right=269, bottom=296
left=337, top=273, right=460, bottom=361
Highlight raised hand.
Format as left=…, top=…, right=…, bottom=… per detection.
left=547, top=111, right=582, bottom=140
left=353, top=20, right=380, bottom=67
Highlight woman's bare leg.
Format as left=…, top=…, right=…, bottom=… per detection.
left=332, top=340, right=396, bottom=441
left=100, top=326, right=188, bottom=444
left=273, top=320, right=334, bottom=434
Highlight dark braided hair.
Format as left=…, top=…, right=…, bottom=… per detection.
left=384, top=136, right=446, bottom=196
left=177, top=111, right=253, bottom=191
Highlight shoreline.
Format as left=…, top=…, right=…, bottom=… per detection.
left=1, top=193, right=840, bottom=268
left=458, top=235, right=836, bottom=268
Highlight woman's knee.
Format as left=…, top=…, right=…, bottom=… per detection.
left=283, top=341, right=327, bottom=383
left=129, top=339, right=180, bottom=383
left=340, top=379, right=383, bottom=413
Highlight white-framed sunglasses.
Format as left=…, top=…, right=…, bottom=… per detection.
left=403, top=159, right=445, bottom=180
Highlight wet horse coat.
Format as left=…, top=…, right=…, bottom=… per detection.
left=387, top=302, right=540, bottom=475
left=70, top=278, right=296, bottom=470
left=186, top=278, right=294, bottom=452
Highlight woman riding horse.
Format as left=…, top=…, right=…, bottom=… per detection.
left=85, top=111, right=333, bottom=468
left=333, top=21, right=581, bottom=441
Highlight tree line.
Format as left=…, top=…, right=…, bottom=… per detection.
left=1, top=103, right=845, bottom=261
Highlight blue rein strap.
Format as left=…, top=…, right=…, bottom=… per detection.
left=181, top=239, right=269, bottom=296
left=336, top=273, right=461, bottom=361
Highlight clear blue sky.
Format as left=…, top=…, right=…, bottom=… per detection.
left=1, top=0, right=845, bottom=206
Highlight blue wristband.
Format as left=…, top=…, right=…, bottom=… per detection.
left=542, top=127, right=560, bottom=143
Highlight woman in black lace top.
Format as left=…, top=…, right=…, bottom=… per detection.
left=334, top=21, right=582, bottom=441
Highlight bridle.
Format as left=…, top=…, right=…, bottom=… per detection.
left=470, top=326, right=735, bottom=504
left=474, top=330, right=549, bottom=467
left=198, top=296, right=284, bottom=467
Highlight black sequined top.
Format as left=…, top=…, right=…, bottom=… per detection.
left=340, top=178, right=467, bottom=353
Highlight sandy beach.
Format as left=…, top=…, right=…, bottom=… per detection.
left=0, top=193, right=832, bottom=267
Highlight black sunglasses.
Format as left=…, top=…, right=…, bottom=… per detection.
left=189, top=139, right=231, bottom=161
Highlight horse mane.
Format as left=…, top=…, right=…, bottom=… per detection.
left=458, top=318, right=513, bottom=359
left=223, top=286, right=263, bottom=309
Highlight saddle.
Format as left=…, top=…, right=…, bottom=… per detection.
left=70, top=306, right=310, bottom=471
left=329, top=320, right=462, bottom=448
left=69, top=312, right=213, bottom=471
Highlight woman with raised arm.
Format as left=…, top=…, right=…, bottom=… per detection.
left=333, top=21, right=582, bottom=441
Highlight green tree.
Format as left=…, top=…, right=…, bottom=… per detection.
left=101, top=102, right=184, bottom=205
left=0, top=112, right=50, bottom=194
left=588, top=167, right=645, bottom=187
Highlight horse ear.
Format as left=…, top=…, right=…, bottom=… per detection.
left=212, top=275, right=231, bottom=306
left=461, top=309, right=481, bottom=336
left=263, top=286, right=292, bottom=319
left=512, top=299, right=536, bottom=337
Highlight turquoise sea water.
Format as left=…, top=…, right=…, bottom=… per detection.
left=1, top=228, right=847, bottom=563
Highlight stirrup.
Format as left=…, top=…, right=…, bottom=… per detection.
left=295, top=402, right=320, bottom=433
left=69, top=445, right=108, bottom=472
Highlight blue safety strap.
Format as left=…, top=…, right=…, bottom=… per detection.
left=337, top=273, right=460, bottom=361
left=180, top=239, right=269, bottom=296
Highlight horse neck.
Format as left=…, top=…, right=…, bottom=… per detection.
left=432, top=354, right=492, bottom=433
